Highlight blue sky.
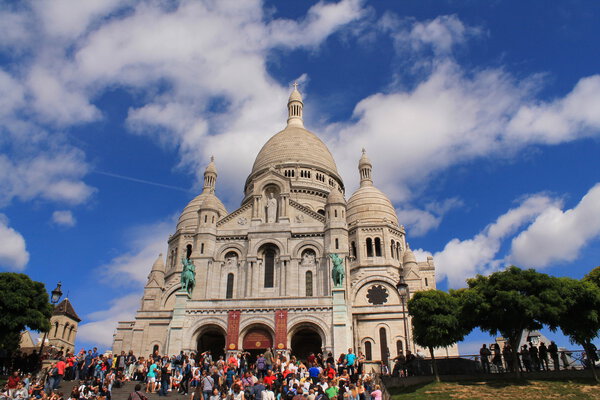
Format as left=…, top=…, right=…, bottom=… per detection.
left=1, top=0, right=599, bottom=353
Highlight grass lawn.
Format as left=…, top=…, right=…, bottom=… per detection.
left=388, top=379, right=600, bottom=399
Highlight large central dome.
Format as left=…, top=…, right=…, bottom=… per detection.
left=251, top=125, right=340, bottom=177
left=245, top=86, right=343, bottom=190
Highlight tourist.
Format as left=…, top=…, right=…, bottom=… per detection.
left=146, top=359, right=158, bottom=393
left=345, top=350, right=356, bottom=377
left=231, top=384, right=245, bottom=400
left=158, top=361, right=171, bottom=396
left=528, top=343, right=540, bottom=371
left=127, top=383, right=147, bottom=400
left=538, top=342, right=549, bottom=371
left=479, top=344, right=491, bottom=373
left=548, top=341, right=559, bottom=371
left=201, top=370, right=214, bottom=400
left=491, top=344, right=503, bottom=373
left=369, top=385, right=382, bottom=400
left=502, top=343, right=513, bottom=372
left=520, top=345, right=531, bottom=372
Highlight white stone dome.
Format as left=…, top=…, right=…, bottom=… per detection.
left=176, top=192, right=227, bottom=231
left=250, top=125, right=341, bottom=179
left=327, top=188, right=346, bottom=204
left=347, top=185, right=398, bottom=225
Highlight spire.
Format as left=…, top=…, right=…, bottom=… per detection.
left=358, top=148, right=373, bottom=187
left=151, top=253, right=165, bottom=273
left=203, top=156, right=217, bottom=193
left=287, top=82, right=304, bottom=127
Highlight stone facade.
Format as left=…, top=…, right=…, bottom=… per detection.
left=113, top=87, right=458, bottom=362
left=48, top=298, right=81, bottom=355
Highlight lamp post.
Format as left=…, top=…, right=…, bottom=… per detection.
left=38, top=282, right=63, bottom=363
left=396, top=277, right=411, bottom=353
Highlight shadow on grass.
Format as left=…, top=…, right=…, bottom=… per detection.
left=387, top=381, right=435, bottom=395
left=455, top=379, right=532, bottom=389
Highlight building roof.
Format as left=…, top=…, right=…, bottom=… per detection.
left=53, top=298, right=81, bottom=322
left=251, top=125, right=341, bottom=180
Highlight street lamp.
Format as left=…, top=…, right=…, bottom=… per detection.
left=396, top=276, right=411, bottom=353
left=38, top=282, right=63, bottom=366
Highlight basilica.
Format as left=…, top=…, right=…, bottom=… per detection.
left=112, top=87, right=457, bottom=364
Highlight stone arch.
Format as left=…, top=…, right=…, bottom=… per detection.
left=216, top=243, right=246, bottom=261
left=238, top=321, right=275, bottom=350
left=148, top=340, right=163, bottom=355
left=291, top=240, right=324, bottom=259
left=249, top=238, right=285, bottom=256
left=288, top=320, right=327, bottom=360
left=287, top=315, right=330, bottom=349
left=185, top=317, right=228, bottom=353
left=162, top=284, right=183, bottom=309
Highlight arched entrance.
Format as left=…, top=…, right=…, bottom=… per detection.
left=242, top=326, right=273, bottom=364
left=291, top=326, right=322, bottom=361
left=197, top=326, right=226, bottom=360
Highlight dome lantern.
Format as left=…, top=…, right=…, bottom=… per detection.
left=287, top=82, right=304, bottom=127
left=359, top=148, right=373, bottom=187
left=203, top=156, right=217, bottom=194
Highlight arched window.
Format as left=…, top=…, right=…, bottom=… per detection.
left=200, top=243, right=204, bottom=254
left=226, top=273, right=234, bottom=299
left=390, top=240, right=395, bottom=259
left=364, top=341, right=372, bottom=360
left=186, top=244, right=192, bottom=259
left=334, top=209, right=338, bottom=218
left=305, top=271, right=313, bottom=297
left=62, top=323, right=69, bottom=339
left=425, top=277, right=429, bottom=287
left=204, top=215, right=207, bottom=223
left=212, top=216, right=215, bottom=223
left=335, top=238, right=339, bottom=249
left=396, top=340, right=404, bottom=355
left=375, top=238, right=382, bottom=257
left=318, top=209, right=325, bottom=216
left=153, top=344, right=159, bottom=354
left=68, top=326, right=74, bottom=342
left=264, top=248, right=276, bottom=288
left=54, top=322, right=59, bottom=337
left=379, top=328, right=389, bottom=364
left=366, top=238, right=373, bottom=257
left=396, top=243, right=400, bottom=259
left=351, top=242, right=357, bottom=258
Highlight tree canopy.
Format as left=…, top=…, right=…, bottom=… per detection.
left=557, top=277, right=600, bottom=382
left=408, top=289, right=467, bottom=381
left=461, top=266, right=564, bottom=376
left=0, top=273, right=53, bottom=352
left=583, top=266, right=600, bottom=289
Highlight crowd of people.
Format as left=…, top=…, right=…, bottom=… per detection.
left=1, top=348, right=384, bottom=400
left=478, top=341, right=599, bottom=373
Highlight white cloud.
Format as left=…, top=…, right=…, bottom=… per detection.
left=397, top=198, right=463, bottom=236
left=100, top=219, right=172, bottom=285
left=0, top=214, right=29, bottom=271
left=52, top=210, right=76, bottom=227
left=510, top=183, right=600, bottom=268
left=434, top=195, right=559, bottom=288
left=77, top=294, right=141, bottom=348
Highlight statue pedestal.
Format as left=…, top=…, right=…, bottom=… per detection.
left=166, top=291, right=190, bottom=354
left=332, top=287, right=352, bottom=358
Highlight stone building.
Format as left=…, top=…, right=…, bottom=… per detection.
left=48, top=298, right=81, bottom=355
left=113, top=87, right=457, bottom=363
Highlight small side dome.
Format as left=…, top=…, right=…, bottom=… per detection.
left=200, top=193, right=221, bottom=211
left=176, top=193, right=227, bottom=231
left=403, top=248, right=417, bottom=265
left=347, top=185, right=399, bottom=225
left=326, top=188, right=346, bottom=205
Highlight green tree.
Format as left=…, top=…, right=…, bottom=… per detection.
left=408, top=289, right=468, bottom=382
left=583, top=266, right=600, bottom=288
left=0, top=273, right=53, bottom=354
left=461, top=266, right=564, bottom=377
left=558, top=278, right=600, bottom=382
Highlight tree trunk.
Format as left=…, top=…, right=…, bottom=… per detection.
left=510, top=334, right=522, bottom=379
left=584, top=340, right=599, bottom=383
left=429, top=346, right=440, bottom=383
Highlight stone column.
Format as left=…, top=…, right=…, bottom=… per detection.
left=166, top=291, right=190, bottom=355
left=332, top=287, right=352, bottom=358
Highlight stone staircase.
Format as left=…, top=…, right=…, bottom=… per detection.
left=103, top=382, right=193, bottom=400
